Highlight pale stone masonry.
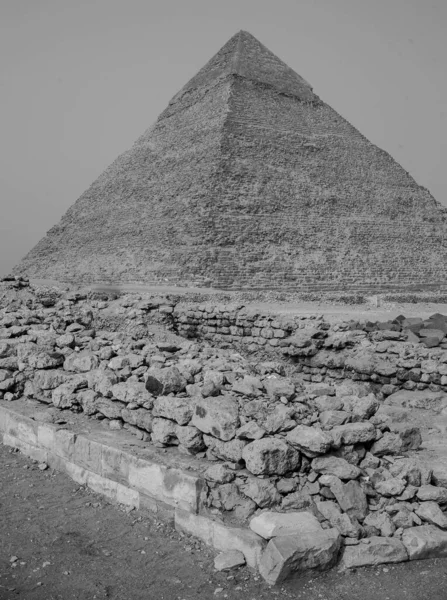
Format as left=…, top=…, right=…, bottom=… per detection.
left=13, top=31, right=447, bottom=291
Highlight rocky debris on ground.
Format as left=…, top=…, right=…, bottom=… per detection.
left=3, top=278, right=447, bottom=580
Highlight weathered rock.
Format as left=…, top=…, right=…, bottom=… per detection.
left=232, top=375, right=263, bottom=397
left=87, top=369, right=118, bottom=398
left=29, top=352, right=64, bottom=370
left=152, top=395, right=194, bottom=425
left=363, top=512, right=395, bottom=537
left=258, top=529, right=341, bottom=584
left=203, top=464, right=236, bottom=484
left=315, top=501, right=361, bottom=537
left=192, top=395, right=239, bottom=441
left=331, top=422, right=376, bottom=447
left=370, top=432, right=403, bottom=456
left=286, top=425, right=332, bottom=457
left=151, top=417, right=177, bottom=444
left=330, top=479, right=368, bottom=521
left=249, top=511, right=323, bottom=540
left=319, top=410, right=349, bottom=429
left=145, top=366, right=187, bottom=396
left=56, top=333, right=75, bottom=348
left=77, top=389, right=99, bottom=415
left=240, top=478, right=281, bottom=508
left=312, top=456, right=360, bottom=480
left=121, top=408, right=153, bottom=432
left=264, top=405, right=296, bottom=434
left=341, top=537, right=408, bottom=568
left=374, top=478, right=407, bottom=497
left=204, top=436, right=247, bottom=463
left=63, top=351, right=99, bottom=373
left=112, top=381, right=154, bottom=407
left=415, top=502, right=447, bottom=529
left=176, top=424, right=204, bottom=451
left=51, top=375, right=87, bottom=409
left=417, top=485, right=447, bottom=504
left=385, top=389, right=447, bottom=412
left=236, top=421, right=265, bottom=440
left=214, top=550, right=246, bottom=571
left=95, top=397, right=123, bottom=420
left=242, top=438, right=300, bottom=476
left=264, top=376, right=295, bottom=400
left=281, top=491, right=312, bottom=511
left=402, top=525, right=447, bottom=560
left=33, top=369, right=68, bottom=391
left=210, top=484, right=256, bottom=520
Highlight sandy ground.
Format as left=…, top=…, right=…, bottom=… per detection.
left=1, top=442, right=447, bottom=600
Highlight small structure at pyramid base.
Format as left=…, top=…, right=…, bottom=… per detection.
left=14, top=31, right=447, bottom=292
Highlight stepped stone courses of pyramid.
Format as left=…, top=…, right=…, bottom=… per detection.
left=15, top=31, right=447, bottom=291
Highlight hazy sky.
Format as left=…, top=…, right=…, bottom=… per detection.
left=1, top=0, right=446, bottom=277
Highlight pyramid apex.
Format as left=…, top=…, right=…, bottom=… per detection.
left=175, top=30, right=315, bottom=101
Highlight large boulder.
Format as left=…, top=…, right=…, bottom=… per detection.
left=242, top=438, right=300, bottom=476
left=402, top=525, right=447, bottom=560
left=258, top=529, right=341, bottom=584
left=192, top=395, right=239, bottom=441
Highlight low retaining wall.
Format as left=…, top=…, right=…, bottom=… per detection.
left=0, top=400, right=265, bottom=569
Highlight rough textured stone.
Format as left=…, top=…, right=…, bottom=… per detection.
left=249, top=511, right=323, bottom=540
left=214, top=550, right=246, bottom=571
left=402, top=525, right=447, bottom=560
left=145, top=366, right=186, bottom=396
left=242, top=438, right=300, bottom=475
left=315, top=501, right=360, bottom=537
left=417, top=485, right=447, bottom=504
left=312, top=456, right=360, bottom=480
left=374, top=478, right=407, bottom=497
left=240, top=478, right=281, bottom=508
left=330, top=479, right=368, bottom=521
left=259, top=529, right=341, bottom=584
left=264, top=376, right=295, bottom=400
left=152, top=395, right=194, bottom=425
left=415, top=502, right=447, bottom=529
left=331, top=422, right=376, bottom=447
left=192, top=395, right=239, bottom=441
left=286, top=425, right=332, bottom=457
left=341, top=537, right=408, bottom=568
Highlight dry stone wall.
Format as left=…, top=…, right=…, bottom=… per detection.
left=3, top=279, right=447, bottom=579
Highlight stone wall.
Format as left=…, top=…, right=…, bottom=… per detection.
left=4, top=283, right=447, bottom=580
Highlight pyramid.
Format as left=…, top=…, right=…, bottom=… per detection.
left=15, top=31, right=447, bottom=291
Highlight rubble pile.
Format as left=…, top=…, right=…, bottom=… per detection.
left=2, top=277, right=447, bottom=581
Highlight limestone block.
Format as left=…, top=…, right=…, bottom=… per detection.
left=259, top=528, right=341, bottom=584
left=249, top=511, right=322, bottom=539
left=2, top=433, right=48, bottom=463
left=72, top=435, right=103, bottom=474
left=101, top=444, right=131, bottom=486
left=175, top=509, right=266, bottom=569
left=214, top=550, right=246, bottom=571
left=341, top=537, right=408, bottom=569
left=402, top=525, right=447, bottom=560
left=128, top=458, right=203, bottom=513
